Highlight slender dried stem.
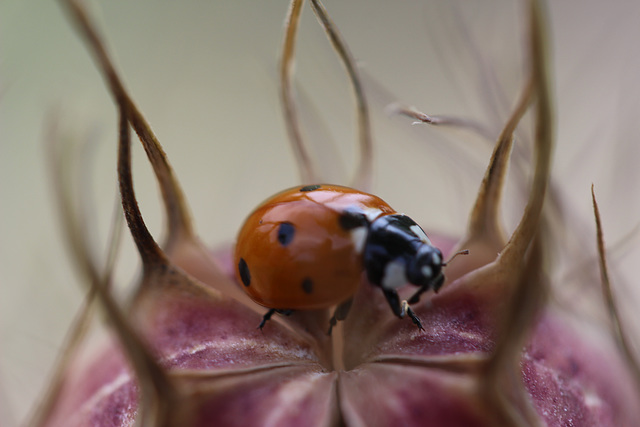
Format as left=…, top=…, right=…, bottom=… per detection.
left=309, top=0, right=372, bottom=191
left=592, top=185, right=640, bottom=389
left=114, top=102, right=168, bottom=273
left=117, top=111, right=178, bottom=427
left=60, top=0, right=194, bottom=249
left=499, top=0, right=553, bottom=267
left=280, top=0, right=317, bottom=183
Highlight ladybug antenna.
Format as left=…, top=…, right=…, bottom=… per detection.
left=442, top=249, right=470, bottom=267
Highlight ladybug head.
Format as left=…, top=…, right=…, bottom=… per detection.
left=406, top=244, right=443, bottom=290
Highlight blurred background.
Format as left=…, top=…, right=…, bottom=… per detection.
left=1, top=0, right=639, bottom=424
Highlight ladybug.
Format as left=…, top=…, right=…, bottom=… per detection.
left=234, top=184, right=447, bottom=333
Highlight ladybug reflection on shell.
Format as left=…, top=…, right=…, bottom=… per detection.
left=234, top=184, right=446, bottom=333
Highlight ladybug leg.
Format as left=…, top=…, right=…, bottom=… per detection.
left=327, top=298, right=353, bottom=335
left=432, top=273, right=446, bottom=292
left=406, top=286, right=427, bottom=305
left=257, top=309, right=294, bottom=330
left=382, top=288, right=402, bottom=317
left=258, top=309, right=277, bottom=330
left=403, top=302, right=424, bottom=331
left=382, top=288, right=424, bottom=331
left=407, top=273, right=445, bottom=305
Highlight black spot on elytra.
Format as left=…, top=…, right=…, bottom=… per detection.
left=301, top=278, right=314, bottom=294
left=300, top=184, right=322, bottom=192
left=277, top=222, right=295, bottom=246
left=339, top=210, right=368, bottom=230
left=238, top=258, right=251, bottom=287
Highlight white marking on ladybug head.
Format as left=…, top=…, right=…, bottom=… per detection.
left=421, top=265, right=433, bottom=278
left=382, top=260, right=408, bottom=290
left=410, top=224, right=431, bottom=245
left=350, top=227, right=368, bottom=254
left=432, top=253, right=441, bottom=265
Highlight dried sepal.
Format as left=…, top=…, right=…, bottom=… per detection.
left=45, top=116, right=124, bottom=289
left=53, top=3, right=341, bottom=423
left=59, top=0, right=332, bottom=343
left=33, top=112, right=180, bottom=426
left=443, top=0, right=552, bottom=294
left=459, top=76, right=534, bottom=255
left=592, top=185, right=640, bottom=390
left=118, top=100, right=334, bottom=424
left=390, top=1, right=548, bottom=287
left=59, top=0, right=255, bottom=307
left=346, top=2, right=552, bottom=424
left=61, top=0, right=193, bottom=250
left=478, top=237, right=546, bottom=427
left=476, top=2, right=552, bottom=424
left=112, top=111, right=181, bottom=427
left=497, top=0, right=553, bottom=272
left=30, top=118, right=125, bottom=427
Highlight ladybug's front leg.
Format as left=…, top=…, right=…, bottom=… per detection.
left=407, top=273, right=445, bottom=305
left=258, top=308, right=294, bottom=330
left=327, top=298, right=353, bottom=335
left=258, top=309, right=277, bottom=330
left=382, top=288, right=424, bottom=331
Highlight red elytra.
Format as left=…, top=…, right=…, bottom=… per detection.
left=234, top=184, right=394, bottom=310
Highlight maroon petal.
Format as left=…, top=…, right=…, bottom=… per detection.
left=41, top=337, right=138, bottom=427
left=188, top=366, right=338, bottom=427
left=131, top=283, right=324, bottom=372
left=339, top=363, right=490, bottom=427
left=43, top=336, right=340, bottom=427
left=523, top=311, right=640, bottom=426
left=342, top=270, right=496, bottom=369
